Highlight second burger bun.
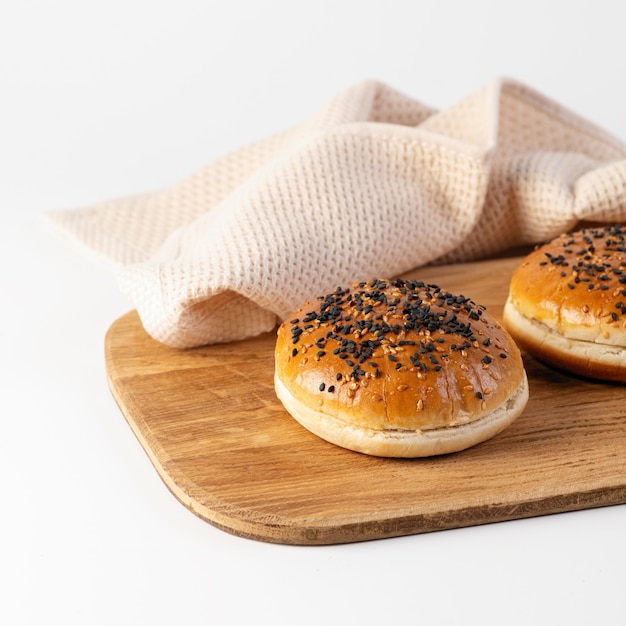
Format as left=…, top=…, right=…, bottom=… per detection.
left=503, top=224, right=626, bottom=382
left=275, top=278, right=528, bottom=458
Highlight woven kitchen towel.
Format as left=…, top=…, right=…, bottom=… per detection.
left=46, top=78, right=626, bottom=348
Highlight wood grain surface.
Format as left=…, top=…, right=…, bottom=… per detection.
left=104, top=256, right=626, bottom=545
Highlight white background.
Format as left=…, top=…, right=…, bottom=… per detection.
left=2, top=1, right=626, bottom=624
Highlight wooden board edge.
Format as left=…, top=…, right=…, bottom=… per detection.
left=191, top=486, right=626, bottom=546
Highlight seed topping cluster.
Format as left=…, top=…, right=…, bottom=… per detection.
left=536, top=224, right=626, bottom=309
left=287, top=278, right=508, bottom=398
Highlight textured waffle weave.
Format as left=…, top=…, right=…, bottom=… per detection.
left=47, top=79, right=626, bottom=347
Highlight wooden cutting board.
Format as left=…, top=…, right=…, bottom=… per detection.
left=104, top=256, right=626, bottom=545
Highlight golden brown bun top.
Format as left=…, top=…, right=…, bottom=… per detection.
left=508, top=224, right=626, bottom=344
left=275, top=278, right=525, bottom=431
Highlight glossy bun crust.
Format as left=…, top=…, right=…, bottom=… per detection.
left=275, top=278, right=528, bottom=457
left=503, top=224, right=626, bottom=382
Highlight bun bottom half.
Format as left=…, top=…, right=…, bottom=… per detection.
left=503, top=299, right=626, bottom=382
left=274, top=372, right=529, bottom=458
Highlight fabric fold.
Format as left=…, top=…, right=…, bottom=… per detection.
left=46, top=78, right=626, bottom=348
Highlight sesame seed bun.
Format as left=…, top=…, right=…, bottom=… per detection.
left=274, top=278, right=528, bottom=457
left=503, top=224, right=626, bottom=382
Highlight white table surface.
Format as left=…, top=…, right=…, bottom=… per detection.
left=3, top=2, right=626, bottom=624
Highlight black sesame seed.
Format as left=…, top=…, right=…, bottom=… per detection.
left=319, top=383, right=325, bottom=391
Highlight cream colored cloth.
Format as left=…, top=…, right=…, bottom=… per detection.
left=47, top=78, right=626, bottom=348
